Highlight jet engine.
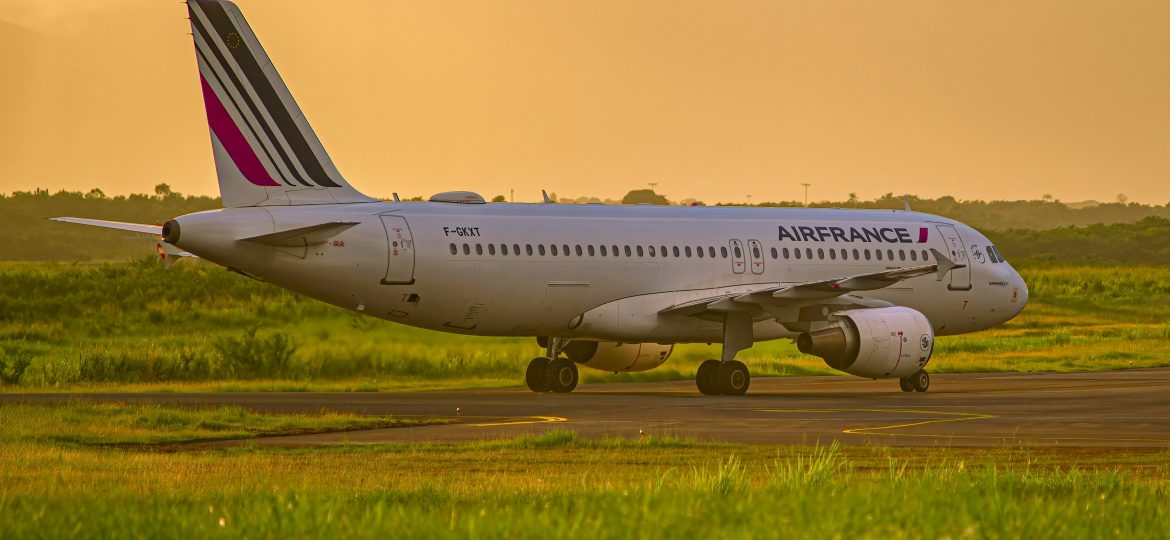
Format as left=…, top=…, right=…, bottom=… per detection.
left=796, top=306, right=933, bottom=379
left=563, top=341, right=674, bottom=373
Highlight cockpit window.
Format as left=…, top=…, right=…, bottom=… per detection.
left=987, top=245, right=1005, bottom=263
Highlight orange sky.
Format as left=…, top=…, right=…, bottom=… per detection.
left=1, top=0, right=1168, bottom=204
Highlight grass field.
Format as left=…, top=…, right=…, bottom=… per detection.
left=4, top=262, right=1170, bottom=537
left=1, top=405, right=1167, bottom=538
left=4, top=260, right=1170, bottom=392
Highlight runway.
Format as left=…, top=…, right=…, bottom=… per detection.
left=5, top=369, right=1170, bottom=447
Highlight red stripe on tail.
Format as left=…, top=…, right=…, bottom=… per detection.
left=199, top=75, right=279, bottom=187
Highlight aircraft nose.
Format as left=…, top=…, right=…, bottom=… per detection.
left=1013, top=269, right=1029, bottom=311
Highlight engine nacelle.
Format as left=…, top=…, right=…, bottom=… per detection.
left=563, top=341, right=674, bottom=373
left=796, top=306, right=934, bottom=379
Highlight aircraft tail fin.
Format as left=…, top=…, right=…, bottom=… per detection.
left=185, top=0, right=375, bottom=208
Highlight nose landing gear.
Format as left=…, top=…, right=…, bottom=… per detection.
left=899, top=369, right=930, bottom=392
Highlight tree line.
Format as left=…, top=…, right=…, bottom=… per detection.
left=3, top=187, right=1168, bottom=263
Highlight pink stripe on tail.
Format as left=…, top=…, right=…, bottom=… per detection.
left=199, top=75, right=279, bottom=187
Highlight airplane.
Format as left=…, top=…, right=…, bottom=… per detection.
left=54, top=0, right=1028, bottom=396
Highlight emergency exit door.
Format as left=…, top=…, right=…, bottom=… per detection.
left=380, top=215, right=416, bottom=285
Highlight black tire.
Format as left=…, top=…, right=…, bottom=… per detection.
left=544, top=358, right=579, bottom=393
left=899, top=377, right=914, bottom=393
left=696, top=359, right=721, bottom=395
left=911, top=370, right=930, bottom=392
left=526, top=357, right=551, bottom=392
left=717, top=360, right=750, bottom=396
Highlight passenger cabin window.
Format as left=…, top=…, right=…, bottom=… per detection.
left=721, top=247, right=728, bottom=258
left=624, top=246, right=632, bottom=257
left=575, top=245, right=583, bottom=256
left=501, top=244, right=509, bottom=256
left=734, top=246, right=742, bottom=258
left=637, top=246, right=644, bottom=257
left=513, top=244, right=520, bottom=255
left=462, top=243, right=470, bottom=255
left=922, top=249, right=930, bottom=261
left=853, top=249, right=860, bottom=260
left=782, top=247, right=790, bottom=259
left=686, top=246, right=693, bottom=257
left=770, top=247, right=778, bottom=259
left=805, top=248, right=813, bottom=259
left=600, top=245, right=607, bottom=256
left=864, top=249, right=870, bottom=260
left=816, top=248, right=824, bottom=259
left=697, top=246, right=705, bottom=258
left=898, top=250, right=906, bottom=261
left=886, top=249, right=894, bottom=260
left=525, top=244, right=533, bottom=256
left=649, top=246, right=656, bottom=257
left=673, top=246, right=680, bottom=257
left=793, top=248, right=801, bottom=259
left=829, top=249, right=836, bottom=260
left=708, top=247, right=716, bottom=258
left=488, top=244, right=496, bottom=255
left=475, top=244, right=483, bottom=255
left=537, top=244, right=545, bottom=256
left=910, top=250, right=917, bottom=261
left=588, top=245, right=595, bottom=256
left=661, top=245, right=668, bottom=257
left=449, top=243, right=457, bottom=255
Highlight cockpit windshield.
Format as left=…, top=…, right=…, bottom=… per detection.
left=986, top=245, right=1006, bottom=263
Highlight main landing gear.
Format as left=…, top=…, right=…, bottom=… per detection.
left=695, top=311, right=755, bottom=396
left=526, top=338, right=579, bottom=393
left=696, top=359, right=750, bottom=396
left=899, top=369, right=930, bottom=392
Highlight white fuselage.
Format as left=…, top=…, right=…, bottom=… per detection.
left=170, top=202, right=1028, bottom=345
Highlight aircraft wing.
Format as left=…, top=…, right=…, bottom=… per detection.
left=50, top=217, right=163, bottom=236
left=659, top=248, right=964, bottom=317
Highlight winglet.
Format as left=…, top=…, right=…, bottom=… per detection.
left=931, top=248, right=964, bottom=281
left=542, top=190, right=553, bottom=204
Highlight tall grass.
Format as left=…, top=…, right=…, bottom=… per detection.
left=4, top=260, right=1170, bottom=389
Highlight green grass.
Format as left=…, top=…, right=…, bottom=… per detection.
left=0, top=402, right=446, bottom=445
left=1, top=427, right=1167, bottom=538
left=4, top=260, right=1170, bottom=391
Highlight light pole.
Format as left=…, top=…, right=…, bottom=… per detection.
left=801, top=183, right=811, bottom=207
left=746, top=194, right=752, bottom=206
left=648, top=182, right=658, bottom=193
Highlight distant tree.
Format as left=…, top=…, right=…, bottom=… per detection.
left=491, top=195, right=507, bottom=203
left=1117, top=193, right=1129, bottom=205
left=847, top=192, right=859, bottom=205
left=622, top=189, right=669, bottom=205
left=154, top=183, right=173, bottom=198
left=1042, top=194, right=1054, bottom=202
left=85, top=188, right=107, bottom=200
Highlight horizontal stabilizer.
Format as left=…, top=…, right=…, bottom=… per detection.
left=239, top=222, right=359, bottom=247
left=51, top=217, right=162, bottom=236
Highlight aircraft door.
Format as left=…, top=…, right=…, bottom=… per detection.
left=934, top=224, right=971, bottom=290
left=380, top=215, right=416, bottom=285
left=729, top=239, right=746, bottom=274
left=747, top=239, right=765, bottom=274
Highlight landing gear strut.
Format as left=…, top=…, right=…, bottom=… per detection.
left=899, top=370, right=930, bottom=393
left=525, top=338, right=579, bottom=393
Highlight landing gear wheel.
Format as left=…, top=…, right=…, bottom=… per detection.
left=526, top=357, right=551, bottom=393
left=716, top=360, right=750, bottom=396
left=910, top=370, right=930, bottom=392
left=544, top=358, right=579, bottom=393
left=696, top=360, right=721, bottom=395
left=899, top=377, right=914, bottom=393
